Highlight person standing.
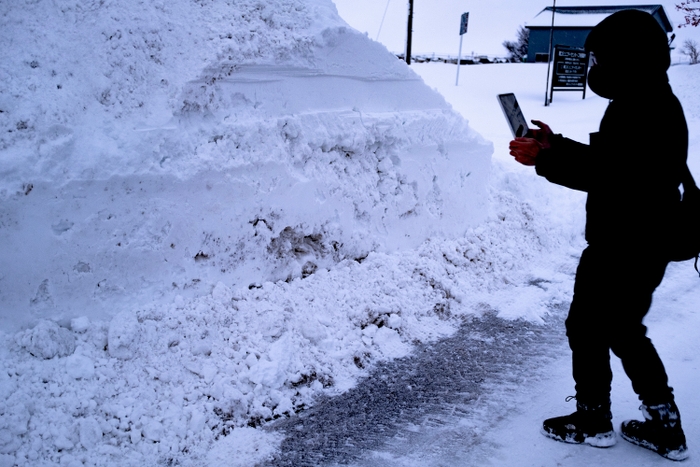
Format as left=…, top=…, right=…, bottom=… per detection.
left=509, top=10, right=689, bottom=461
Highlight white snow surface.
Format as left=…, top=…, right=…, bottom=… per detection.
left=1, top=1, right=700, bottom=467
left=0, top=0, right=490, bottom=330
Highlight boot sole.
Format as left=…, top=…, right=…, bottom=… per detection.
left=541, top=427, right=617, bottom=448
left=620, top=431, right=689, bottom=461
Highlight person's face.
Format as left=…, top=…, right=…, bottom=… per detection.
left=587, top=50, right=616, bottom=99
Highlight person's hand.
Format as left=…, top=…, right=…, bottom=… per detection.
left=508, top=120, right=553, bottom=166
left=528, top=120, right=553, bottom=149
left=509, top=137, right=542, bottom=166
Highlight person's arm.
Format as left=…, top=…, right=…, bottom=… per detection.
left=535, top=135, right=593, bottom=192
left=509, top=120, right=593, bottom=192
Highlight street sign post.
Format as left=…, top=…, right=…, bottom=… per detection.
left=456, top=12, right=469, bottom=86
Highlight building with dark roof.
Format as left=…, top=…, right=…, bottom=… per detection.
left=525, top=5, right=673, bottom=62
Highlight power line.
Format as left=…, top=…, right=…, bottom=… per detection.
left=376, top=0, right=392, bottom=41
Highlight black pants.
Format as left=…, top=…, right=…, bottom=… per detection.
left=566, top=245, right=674, bottom=407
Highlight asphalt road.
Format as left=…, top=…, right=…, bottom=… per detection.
left=263, top=310, right=569, bottom=467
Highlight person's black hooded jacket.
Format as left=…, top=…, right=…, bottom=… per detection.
left=535, top=9, right=688, bottom=249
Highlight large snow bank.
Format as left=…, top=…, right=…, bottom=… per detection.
left=0, top=0, right=491, bottom=331
left=0, top=165, right=583, bottom=467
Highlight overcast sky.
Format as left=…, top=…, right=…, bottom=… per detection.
left=331, top=0, right=700, bottom=60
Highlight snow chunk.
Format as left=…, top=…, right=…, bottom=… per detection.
left=0, top=403, right=29, bottom=454
left=78, top=418, right=103, bottom=450
left=141, top=418, right=163, bottom=442
left=65, top=354, right=95, bottom=380
left=207, top=427, right=283, bottom=467
left=70, top=316, right=90, bottom=333
left=248, top=334, right=293, bottom=388
left=300, top=319, right=329, bottom=344
left=211, top=282, right=232, bottom=302
left=373, top=327, right=409, bottom=358
left=16, top=320, right=75, bottom=359
left=386, top=313, right=402, bottom=329
left=107, top=311, right=141, bottom=360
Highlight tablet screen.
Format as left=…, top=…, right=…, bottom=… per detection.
left=497, top=93, right=529, bottom=138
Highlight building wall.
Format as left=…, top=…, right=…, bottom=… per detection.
left=526, top=9, right=670, bottom=62
left=527, top=28, right=592, bottom=62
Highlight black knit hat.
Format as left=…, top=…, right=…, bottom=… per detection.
left=584, top=9, right=670, bottom=72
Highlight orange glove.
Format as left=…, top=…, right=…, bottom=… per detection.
left=509, top=120, right=553, bottom=166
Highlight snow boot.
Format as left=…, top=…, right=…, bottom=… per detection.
left=542, top=399, right=616, bottom=447
left=620, top=402, right=689, bottom=461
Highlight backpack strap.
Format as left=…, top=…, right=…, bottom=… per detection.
left=682, top=164, right=697, bottom=191
left=683, top=164, right=700, bottom=276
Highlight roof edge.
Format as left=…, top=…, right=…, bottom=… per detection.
left=530, top=5, right=673, bottom=32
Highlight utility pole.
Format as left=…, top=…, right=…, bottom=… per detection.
left=405, top=0, right=414, bottom=64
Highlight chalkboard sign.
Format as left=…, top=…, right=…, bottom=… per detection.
left=549, top=45, right=589, bottom=102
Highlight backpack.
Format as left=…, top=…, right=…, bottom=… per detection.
left=667, top=164, right=700, bottom=276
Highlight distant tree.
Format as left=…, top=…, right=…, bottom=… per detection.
left=503, top=26, right=530, bottom=62
left=676, top=0, right=700, bottom=27
left=681, top=39, right=700, bottom=63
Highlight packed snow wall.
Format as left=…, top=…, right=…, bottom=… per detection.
left=0, top=0, right=492, bottom=330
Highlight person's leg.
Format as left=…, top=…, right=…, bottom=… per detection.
left=542, top=247, right=615, bottom=447
left=606, top=253, right=688, bottom=460
left=565, top=246, right=614, bottom=406
left=567, top=247, right=674, bottom=404
left=609, top=316, right=673, bottom=404
left=606, top=251, right=671, bottom=403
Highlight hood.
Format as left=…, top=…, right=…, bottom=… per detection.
left=584, top=9, right=670, bottom=99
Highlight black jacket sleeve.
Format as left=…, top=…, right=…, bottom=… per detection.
left=535, top=134, right=593, bottom=193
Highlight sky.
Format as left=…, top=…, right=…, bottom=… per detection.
left=332, top=0, right=700, bottom=60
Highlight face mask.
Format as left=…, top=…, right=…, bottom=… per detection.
left=587, top=65, right=616, bottom=99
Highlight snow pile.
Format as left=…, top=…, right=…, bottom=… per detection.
left=0, top=0, right=491, bottom=330
left=0, top=160, right=585, bottom=465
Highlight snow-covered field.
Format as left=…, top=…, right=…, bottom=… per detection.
left=1, top=1, right=699, bottom=466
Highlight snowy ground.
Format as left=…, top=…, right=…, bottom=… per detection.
left=380, top=61, right=700, bottom=467
left=256, top=63, right=700, bottom=467
left=1, top=1, right=699, bottom=466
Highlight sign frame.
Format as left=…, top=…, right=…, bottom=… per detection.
left=549, top=45, right=589, bottom=103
